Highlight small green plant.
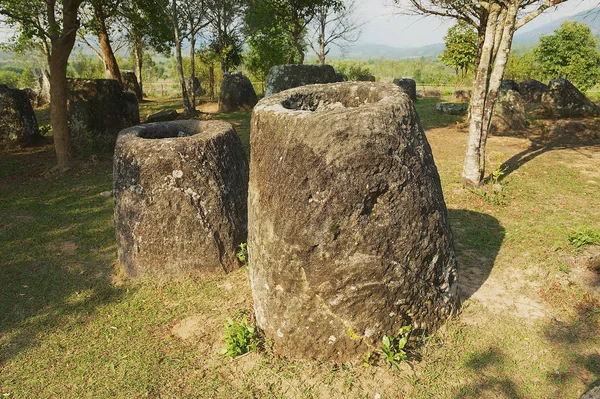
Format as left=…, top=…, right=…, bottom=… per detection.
left=380, top=325, right=411, bottom=371
left=468, top=160, right=507, bottom=205
left=220, top=312, right=259, bottom=357
left=568, top=227, right=600, bottom=249
left=236, top=242, right=248, bottom=265
left=39, top=124, right=52, bottom=136
left=559, top=264, right=570, bottom=274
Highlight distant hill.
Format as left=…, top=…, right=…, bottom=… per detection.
left=326, top=8, right=600, bottom=60
left=513, top=8, right=600, bottom=45
left=326, top=42, right=445, bottom=60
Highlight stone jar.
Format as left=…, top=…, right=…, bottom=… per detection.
left=114, top=120, right=249, bottom=279
left=249, top=82, right=458, bottom=362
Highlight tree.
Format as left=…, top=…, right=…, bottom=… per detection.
left=308, top=0, right=362, bottom=65
left=246, top=0, right=341, bottom=64
left=245, top=24, right=298, bottom=87
left=170, top=0, right=194, bottom=114
left=1, top=0, right=86, bottom=171
left=80, top=0, right=124, bottom=84
left=205, top=0, right=245, bottom=73
left=535, top=21, right=600, bottom=92
left=117, top=0, right=172, bottom=97
left=505, top=50, right=543, bottom=82
left=439, top=21, right=477, bottom=80
left=399, top=0, right=570, bottom=187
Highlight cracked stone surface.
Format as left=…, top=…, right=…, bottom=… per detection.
left=113, top=120, right=249, bottom=279
left=248, top=82, right=459, bottom=361
left=542, top=78, right=600, bottom=118
left=264, top=64, right=338, bottom=97
left=68, top=79, right=140, bottom=152
left=0, top=85, right=40, bottom=149
left=392, top=78, right=417, bottom=101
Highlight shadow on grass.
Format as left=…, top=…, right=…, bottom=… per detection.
left=0, top=148, right=128, bottom=366
left=452, top=309, right=600, bottom=398
left=495, top=121, right=600, bottom=183
left=414, top=97, right=466, bottom=130
left=448, top=209, right=505, bottom=302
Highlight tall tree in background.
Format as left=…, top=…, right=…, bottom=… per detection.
left=205, top=0, right=245, bottom=73
left=180, top=0, right=209, bottom=107
left=439, top=21, right=477, bottom=80
left=170, top=0, right=193, bottom=114
left=78, top=0, right=123, bottom=84
left=399, top=0, right=571, bottom=187
left=1, top=0, right=86, bottom=171
left=535, top=21, right=600, bottom=92
left=118, top=0, right=172, bottom=97
left=308, top=0, right=361, bottom=65
left=246, top=0, right=341, bottom=64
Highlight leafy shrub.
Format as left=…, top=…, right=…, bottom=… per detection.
left=220, top=312, right=260, bottom=358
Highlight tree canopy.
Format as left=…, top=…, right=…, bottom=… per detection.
left=439, top=21, right=477, bottom=79
left=535, top=21, right=600, bottom=92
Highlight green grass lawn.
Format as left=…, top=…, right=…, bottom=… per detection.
left=3, top=94, right=599, bottom=398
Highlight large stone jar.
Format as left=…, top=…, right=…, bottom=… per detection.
left=114, top=120, right=249, bottom=279
left=248, top=82, right=458, bottom=362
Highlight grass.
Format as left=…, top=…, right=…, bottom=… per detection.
left=3, top=94, right=600, bottom=398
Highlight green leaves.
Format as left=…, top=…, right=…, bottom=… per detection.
left=221, top=313, right=261, bottom=358
left=380, top=325, right=411, bottom=371
left=535, top=21, right=600, bottom=92
left=440, top=21, right=477, bottom=79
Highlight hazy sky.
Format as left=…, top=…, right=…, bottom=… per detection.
left=355, top=0, right=599, bottom=47
left=0, top=0, right=598, bottom=48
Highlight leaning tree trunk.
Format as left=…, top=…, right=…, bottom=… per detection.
left=461, top=3, right=517, bottom=187
left=133, top=34, right=144, bottom=97
left=49, top=49, right=73, bottom=171
left=171, top=0, right=193, bottom=114
left=95, top=4, right=122, bottom=85
left=189, top=27, right=197, bottom=108
left=48, top=1, right=82, bottom=171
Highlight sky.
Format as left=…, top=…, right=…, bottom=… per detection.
left=0, top=0, right=598, bottom=49
left=354, top=0, right=599, bottom=47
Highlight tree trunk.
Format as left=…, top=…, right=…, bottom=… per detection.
left=209, top=65, right=215, bottom=101
left=461, top=5, right=500, bottom=187
left=189, top=27, right=196, bottom=108
left=133, top=34, right=144, bottom=97
left=94, top=2, right=122, bottom=85
left=461, top=4, right=518, bottom=187
left=171, top=0, right=192, bottom=114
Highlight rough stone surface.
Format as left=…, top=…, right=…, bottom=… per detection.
left=453, top=90, right=471, bottom=102
left=146, top=109, right=178, bottom=123
left=114, top=120, right=249, bottom=279
left=219, top=72, right=258, bottom=112
left=500, top=79, right=519, bottom=92
left=122, top=71, right=143, bottom=101
left=249, top=82, right=458, bottom=362
left=334, top=72, right=346, bottom=82
left=0, top=85, right=41, bottom=149
left=542, top=78, right=600, bottom=118
left=436, top=102, right=468, bottom=115
left=185, top=76, right=205, bottom=97
left=264, top=64, right=338, bottom=97
left=491, top=89, right=527, bottom=134
left=23, top=88, right=38, bottom=107
left=581, top=386, right=600, bottom=399
left=356, top=74, right=376, bottom=82
left=122, top=92, right=140, bottom=126
left=393, top=78, right=417, bottom=101
left=68, top=79, right=139, bottom=151
left=518, top=79, right=547, bottom=103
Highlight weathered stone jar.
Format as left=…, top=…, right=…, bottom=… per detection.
left=249, top=82, right=458, bottom=362
left=114, top=120, right=249, bottom=279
